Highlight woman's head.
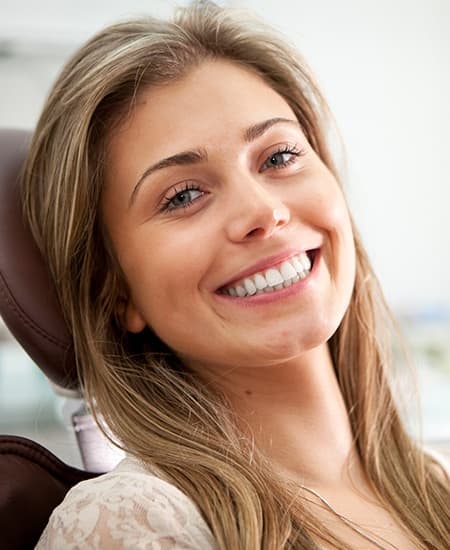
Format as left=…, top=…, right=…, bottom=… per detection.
left=103, top=57, right=356, bottom=376
left=23, top=0, right=357, bottom=374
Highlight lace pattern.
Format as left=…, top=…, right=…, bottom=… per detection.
left=35, top=458, right=216, bottom=549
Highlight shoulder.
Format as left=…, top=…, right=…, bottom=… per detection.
left=35, top=457, right=216, bottom=549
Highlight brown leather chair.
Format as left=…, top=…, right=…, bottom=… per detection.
left=0, top=128, right=114, bottom=549
left=0, top=435, right=98, bottom=550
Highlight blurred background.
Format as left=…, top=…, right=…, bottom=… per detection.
left=1, top=0, right=449, bottom=467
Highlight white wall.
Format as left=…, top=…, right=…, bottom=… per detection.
left=1, top=0, right=449, bottom=311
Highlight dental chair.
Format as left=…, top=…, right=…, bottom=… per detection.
left=0, top=128, right=122, bottom=549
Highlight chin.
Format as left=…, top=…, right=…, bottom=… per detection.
left=242, top=320, right=336, bottom=365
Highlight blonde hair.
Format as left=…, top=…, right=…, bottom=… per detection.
left=22, top=1, right=449, bottom=548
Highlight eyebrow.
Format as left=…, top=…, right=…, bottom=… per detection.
left=129, top=116, right=300, bottom=208
left=244, top=117, right=300, bottom=143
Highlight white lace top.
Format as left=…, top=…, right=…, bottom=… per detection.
left=35, top=457, right=217, bottom=549
left=34, top=449, right=449, bottom=549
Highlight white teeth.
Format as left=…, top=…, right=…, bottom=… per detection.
left=244, top=278, right=257, bottom=296
left=236, top=285, right=246, bottom=297
left=265, top=268, right=284, bottom=287
left=254, top=273, right=268, bottom=290
left=300, top=252, right=311, bottom=271
left=291, top=256, right=304, bottom=275
left=280, top=260, right=297, bottom=280
left=222, top=250, right=316, bottom=298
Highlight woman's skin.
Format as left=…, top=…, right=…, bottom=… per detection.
left=101, top=60, right=417, bottom=548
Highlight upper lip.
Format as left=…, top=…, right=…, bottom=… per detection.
left=217, top=247, right=319, bottom=290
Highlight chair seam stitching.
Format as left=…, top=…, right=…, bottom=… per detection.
left=0, top=437, right=95, bottom=482
left=0, top=273, right=69, bottom=350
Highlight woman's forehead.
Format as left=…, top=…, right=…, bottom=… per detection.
left=105, top=59, right=298, bottom=178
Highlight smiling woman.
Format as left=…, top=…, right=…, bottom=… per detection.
left=103, top=60, right=356, bottom=371
left=21, top=1, right=449, bottom=549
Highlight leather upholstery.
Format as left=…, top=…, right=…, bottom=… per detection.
left=0, top=128, right=78, bottom=389
left=0, top=128, right=98, bottom=548
left=0, top=435, right=97, bottom=549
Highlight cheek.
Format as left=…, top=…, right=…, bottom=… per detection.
left=120, top=226, right=212, bottom=322
left=309, top=181, right=356, bottom=290
left=311, top=182, right=350, bottom=232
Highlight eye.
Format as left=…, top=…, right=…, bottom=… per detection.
left=161, top=183, right=204, bottom=212
left=260, top=144, right=304, bottom=172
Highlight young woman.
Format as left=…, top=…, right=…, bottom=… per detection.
left=24, top=1, right=449, bottom=548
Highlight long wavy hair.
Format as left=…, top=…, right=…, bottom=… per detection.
left=22, top=1, right=449, bottom=548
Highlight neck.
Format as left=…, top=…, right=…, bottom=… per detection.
left=200, top=344, right=365, bottom=488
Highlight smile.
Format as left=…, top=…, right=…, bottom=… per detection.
left=219, top=249, right=319, bottom=298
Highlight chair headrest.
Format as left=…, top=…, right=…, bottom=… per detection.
left=0, top=128, right=78, bottom=389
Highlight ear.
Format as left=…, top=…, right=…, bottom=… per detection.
left=117, top=297, right=146, bottom=333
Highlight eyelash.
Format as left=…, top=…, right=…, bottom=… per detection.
left=260, top=144, right=305, bottom=172
left=160, top=182, right=203, bottom=213
left=160, top=143, right=305, bottom=213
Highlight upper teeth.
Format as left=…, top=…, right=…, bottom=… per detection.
left=223, top=252, right=312, bottom=297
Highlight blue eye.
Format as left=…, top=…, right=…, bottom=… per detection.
left=162, top=184, right=204, bottom=212
left=261, top=145, right=304, bottom=171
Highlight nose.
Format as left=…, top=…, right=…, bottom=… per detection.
left=225, top=182, right=291, bottom=242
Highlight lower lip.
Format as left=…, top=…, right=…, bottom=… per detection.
left=214, top=249, right=321, bottom=307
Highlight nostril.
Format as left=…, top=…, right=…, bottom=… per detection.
left=247, top=227, right=262, bottom=238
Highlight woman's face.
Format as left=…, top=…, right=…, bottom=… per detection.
left=102, top=60, right=356, bottom=372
